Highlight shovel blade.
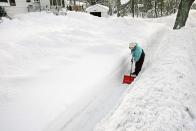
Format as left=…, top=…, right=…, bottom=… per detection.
left=123, top=75, right=135, bottom=84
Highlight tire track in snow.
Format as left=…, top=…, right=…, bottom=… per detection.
left=93, top=24, right=170, bottom=131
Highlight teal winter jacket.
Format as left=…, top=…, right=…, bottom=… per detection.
left=131, top=43, right=143, bottom=62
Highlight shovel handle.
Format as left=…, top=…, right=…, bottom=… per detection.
left=130, top=58, right=133, bottom=74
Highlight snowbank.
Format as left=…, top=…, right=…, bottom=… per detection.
left=0, top=12, right=163, bottom=131
left=0, top=10, right=196, bottom=131
left=95, top=10, right=196, bottom=131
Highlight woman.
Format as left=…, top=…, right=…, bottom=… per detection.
left=129, top=42, right=145, bottom=77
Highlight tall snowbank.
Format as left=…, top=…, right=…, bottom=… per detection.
left=95, top=11, right=196, bottom=131
left=0, top=12, right=165, bottom=131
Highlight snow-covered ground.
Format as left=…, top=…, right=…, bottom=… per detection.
left=95, top=11, right=196, bottom=131
left=121, top=0, right=129, bottom=5
left=0, top=10, right=196, bottom=131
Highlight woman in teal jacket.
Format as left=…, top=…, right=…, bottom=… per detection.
left=129, top=42, right=145, bottom=77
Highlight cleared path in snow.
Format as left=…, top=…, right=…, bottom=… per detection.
left=45, top=23, right=168, bottom=131
left=0, top=12, right=171, bottom=131
left=44, top=55, right=129, bottom=131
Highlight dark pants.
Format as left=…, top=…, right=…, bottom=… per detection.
left=133, top=50, right=145, bottom=76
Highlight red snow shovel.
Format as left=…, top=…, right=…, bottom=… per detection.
left=122, top=58, right=135, bottom=84
left=123, top=75, right=135, bottom=84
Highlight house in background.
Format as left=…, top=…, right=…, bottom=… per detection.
left=0, top=0, right=67, bottom=17
left=86, top=4, right=109, bottom=17
left=0, top=0, right=107, bottom=18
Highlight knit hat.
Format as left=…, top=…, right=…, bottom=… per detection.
left=129, top=42, right=136, bottom=49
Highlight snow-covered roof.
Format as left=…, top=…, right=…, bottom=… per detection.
left=0, top=2, right=10, bottom=6
left=121, top=0, right=129, bottom=4
left=86, top=4, right=109, bottom=12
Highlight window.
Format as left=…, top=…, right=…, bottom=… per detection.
left=9, top=0, right=16, bottom=6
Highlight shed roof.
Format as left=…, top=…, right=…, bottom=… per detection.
left=86, top=4, right=109, bottom=12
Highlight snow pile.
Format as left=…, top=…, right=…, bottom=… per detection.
left=95, top=11, right=196, bottom=131
left=0, top=12, right=163, bottom=131
left=0, top=10, right=196, bottom=131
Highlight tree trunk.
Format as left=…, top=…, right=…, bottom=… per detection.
left=70, top=0, right=72, bottom=5
left=132, top=0, right=135, bottom=17
left=73, top=0, right=76, bottom=5
left=160, top=0, right=163, bottom=16
left=173, top=0, right=195, bottom=29
left=117, top=0, right=121, bottom=17
left=154, top=0, right=157, bottom=18
left=109, top=4, right=112, bottom=15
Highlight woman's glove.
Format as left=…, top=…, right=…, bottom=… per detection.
left=131, top=58, right=134, bottom=62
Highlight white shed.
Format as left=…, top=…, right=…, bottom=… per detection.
left=86, top=4, right=109, bottom=17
